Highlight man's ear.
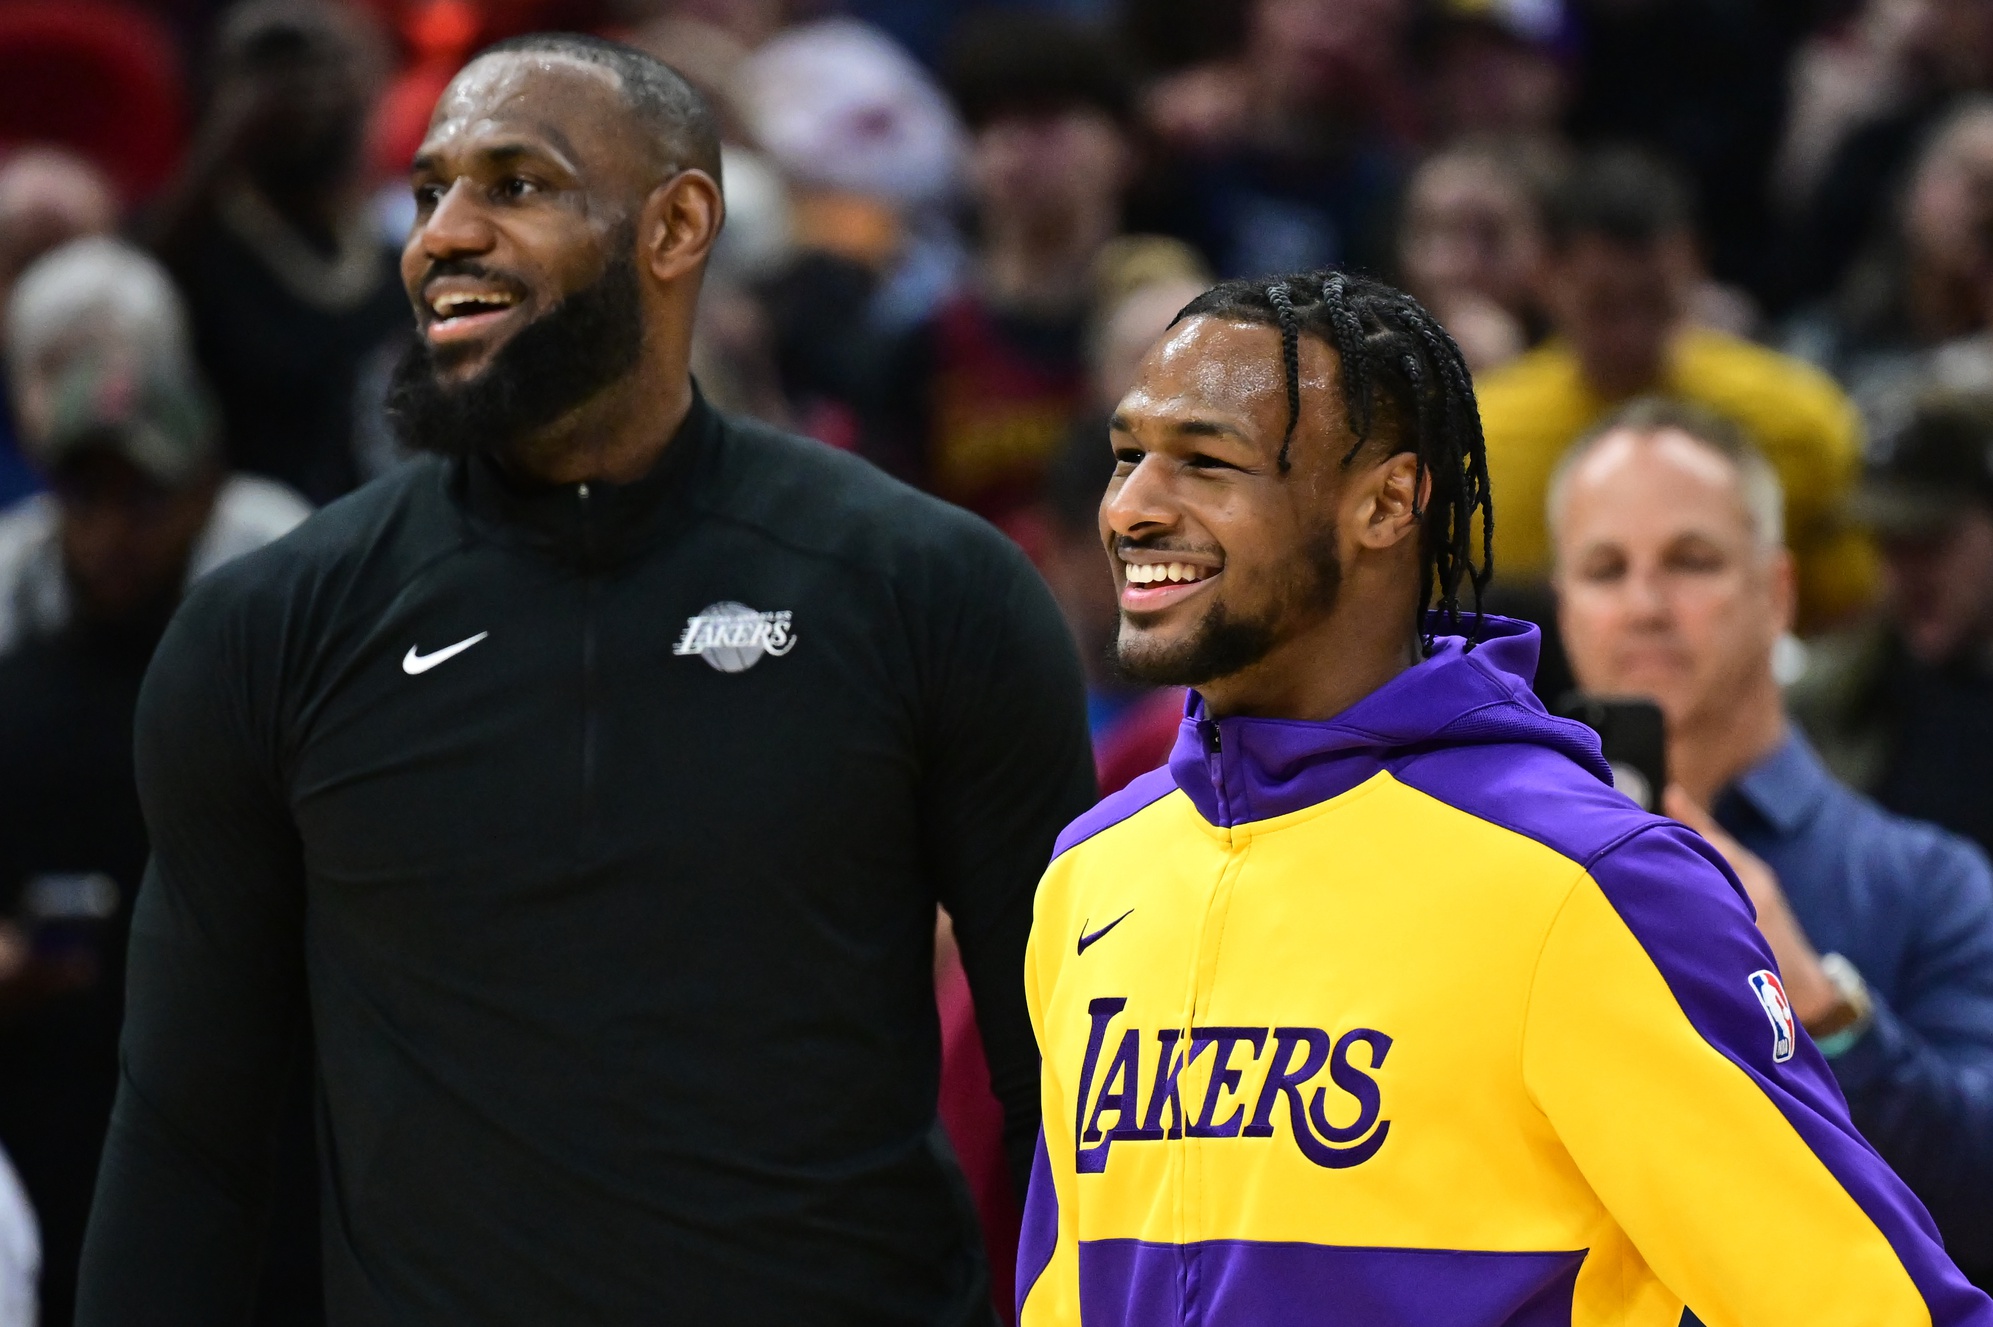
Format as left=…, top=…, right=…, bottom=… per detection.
left=641, top=169, right=724, bottom=284
left=1353, top=450, right=1426, bottom=551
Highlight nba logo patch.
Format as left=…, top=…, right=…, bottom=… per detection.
left=1749, top=969, right=1797, bottom=1063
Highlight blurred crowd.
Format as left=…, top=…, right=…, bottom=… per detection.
left=3, top=0, right=1993, bottom=1321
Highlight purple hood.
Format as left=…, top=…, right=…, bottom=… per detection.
left=1167, top=615, right=1612, bottom=830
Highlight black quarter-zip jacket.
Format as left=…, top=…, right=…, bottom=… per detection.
left=76, top=393, right=1097, bottom=1326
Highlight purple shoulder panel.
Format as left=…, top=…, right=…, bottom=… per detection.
left=1015, top=1129, right=1056, bottom=1317
left=1051, top=764, right=1179, bottom=861
left=1393, top=744, right=1990, bottom=1317
left=1077, top=1238, right=1583, bottom=1326
left=1583, top=824, right=1993, bottom=1322
left=1385, top=741, right=1657, bottom=872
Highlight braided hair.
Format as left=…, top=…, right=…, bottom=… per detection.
left=1171, top=269, right=1494, bottom=653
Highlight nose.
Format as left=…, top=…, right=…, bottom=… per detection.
left=1100, top=453, right=1178, bottom=544
left=1622, top=560, right=1672, bottom=627
left=415, top=178, right=496, bottom=263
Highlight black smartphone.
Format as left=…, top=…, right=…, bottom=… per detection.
left=1556, top=694, right=1667, bottom=812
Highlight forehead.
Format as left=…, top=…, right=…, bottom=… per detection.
left=1126, top=315, right=1336, bottom=426
left=1560, top=428, right=1752, bottom=537
left=422, top=52, right=636, bottom=165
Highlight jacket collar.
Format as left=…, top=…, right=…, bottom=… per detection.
left=1719, top=730, right=1835, bottom=839
left=1166, top=616, right=1611, bottom=829
left=455, top=387, right=719, bottom=570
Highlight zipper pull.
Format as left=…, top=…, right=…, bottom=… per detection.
left=1199, top=719, right=1222, bottom=754
left=577, top=482, right=590, bottom=501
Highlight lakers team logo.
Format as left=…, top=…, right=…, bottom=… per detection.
left=1749, top=969, right=1797, bottom=1063
left=1072, top=997, right=1392, bottom=1174
left=673, top=602, right=797, bottom=673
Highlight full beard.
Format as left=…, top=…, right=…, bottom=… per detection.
left=1111, top=525, right=1343, bottom=689
left=388, top=243, right=645, bottom=463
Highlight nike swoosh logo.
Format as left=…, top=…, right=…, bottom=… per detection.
left=1077, top=909, right=1134, bottom=956
left=402, top=632, right=489, bottom=675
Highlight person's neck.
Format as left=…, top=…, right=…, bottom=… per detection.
left=1200, top=601, right=1419, bottom=723
left=1668, top=681, right=1787, bottom=807
left=980, top=206, right=1115, bottom=318
left=501, top=365, right=694, bottom=488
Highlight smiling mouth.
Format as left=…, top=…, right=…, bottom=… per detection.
left=421, top=283, right=526, bottom=345
left=1119, top=558, right=1221, bottom=612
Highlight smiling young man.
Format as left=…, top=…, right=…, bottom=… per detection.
left=1015, top=270, right=1993, bottom=1326
left=75, top=35, right=1096, bottom=1326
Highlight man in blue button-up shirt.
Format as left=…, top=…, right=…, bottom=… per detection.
left=1551, top=396, right=1993, bottom=1287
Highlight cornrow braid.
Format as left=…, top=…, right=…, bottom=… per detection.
left=1266, top=282, right=1302, bottom=470
left=1170, top=268, right=1495, bottom=654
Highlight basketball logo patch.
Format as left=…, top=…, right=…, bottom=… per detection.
left=672, top=602, right=797, bottom=673
left=1748, top=969, right=1797, bottom=1064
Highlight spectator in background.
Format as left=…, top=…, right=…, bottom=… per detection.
left=148, top=0, right=405, bottom=506
left=1144, top=0, right=1416, bottom=277
left=1794, top=390, right=1993, bottom=860
left=1773, top=0, right=1929, bottom=224
left=743, top=17, right=969, bottom=447
left=0, top=238, right=308, bottom=1326
left=0, top=239, right=311, bottom=650
left=1476, top=148, right=1875, bottom=632
left=1552, top=397, right=1993, bottom=1292
left=1790, top=0, right=1993, bottom=310
left=860, top=11, right=1137, bottom=533
left=1563, top=0, right=1799, bottom=304
left=1419, top=0, right=1572, bottom=146
left=0, top=149, right=118, bottom=508
left=1786, top=100, right=1993, bottom=441
left=1396, top=138, right=1556, bottom=372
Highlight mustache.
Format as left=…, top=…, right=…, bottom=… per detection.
left=1113, top=535, right=1225, bottom=560
left=414, top=257, right=528, bottom=294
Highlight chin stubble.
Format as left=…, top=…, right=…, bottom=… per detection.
left=1111, top=524, right=1343, bottom=689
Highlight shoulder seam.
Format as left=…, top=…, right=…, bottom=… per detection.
left=1051, top=776, right=1179, bottom=861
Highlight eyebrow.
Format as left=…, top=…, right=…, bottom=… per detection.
left=1174, top=418, right=1245, bottom=439
left=412, top=131, right=581, bottom=178
left=1108, top=412, right=1249, bottom=440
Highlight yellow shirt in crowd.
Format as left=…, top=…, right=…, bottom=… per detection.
left=1473, top=327, right=1876, bottom=629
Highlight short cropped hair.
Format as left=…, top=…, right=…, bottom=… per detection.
left=475, top=32, right=723, bottom=183
left=1547, top=396, right=1785, bottom=551
left=1544, top=147, right=1695, bottom=251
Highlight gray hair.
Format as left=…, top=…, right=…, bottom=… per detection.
left=5, top=237, right=195, bottom=431
left=1547, top=396, right=1785, bottom=553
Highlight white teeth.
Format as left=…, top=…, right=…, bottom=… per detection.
left=1125, top=561, right=1210, bottom=585
left=431, top=291, right=517, bottom=318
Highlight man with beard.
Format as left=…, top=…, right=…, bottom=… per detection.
left=1015, top=270, right=1992, bottom=1325
left=77, top=35, right=1095, bottom=1327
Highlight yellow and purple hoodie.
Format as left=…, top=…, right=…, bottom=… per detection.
left=1019, top=617, right=1992, bottom=1326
